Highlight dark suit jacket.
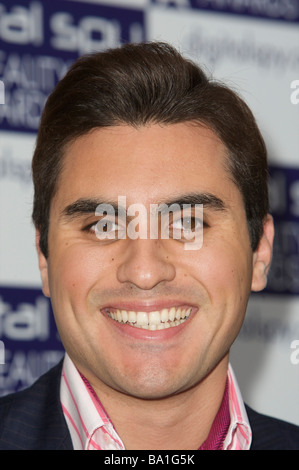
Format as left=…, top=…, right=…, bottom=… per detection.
left=0, top=361, right=298, bottom=450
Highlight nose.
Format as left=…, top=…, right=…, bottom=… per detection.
left=116, top=239, right=176, bottom=290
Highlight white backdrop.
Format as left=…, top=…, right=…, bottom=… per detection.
left=0, top=0, right=298, bottom=426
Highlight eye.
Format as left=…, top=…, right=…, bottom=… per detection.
left=171, top=216, right=203, bottom=239
left=84, top=217, right=124, bottom=240
left=172, top=216, right=202, bottom=231
left=95, top=217, right=122, bottom=240
left=96, top=219, right=118, bottom=233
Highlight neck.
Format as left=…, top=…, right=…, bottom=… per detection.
left=90, top=356, right=229, bottom=450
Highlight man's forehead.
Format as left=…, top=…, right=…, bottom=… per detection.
left=55, top=123, right=233, bottom=205
left=61, top=123, right=228, bottom=173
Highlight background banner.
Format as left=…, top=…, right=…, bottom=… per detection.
left=0, top=0, right=298, bottom=426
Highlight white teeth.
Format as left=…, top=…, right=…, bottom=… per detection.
left=169, top=307, right=176, bottom=321
left=136, top=311, right=148, bottom=326
left=107, top=307, right=192, bottom=330
left=121, top=310, right=128, bottom=323
left=128, top=311, right=136, bottom=323
left=149, top=311, right=161, bottom=325
left=161, top=309, right=169, bottom=323
left=117, top=310, right=122, bottom=322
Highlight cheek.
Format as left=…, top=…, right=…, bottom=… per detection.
left=192, top=247, right=252, bottom=362
left=47, top=246, right=105, bottom=313
left=187, top=236, right=253, bottom=312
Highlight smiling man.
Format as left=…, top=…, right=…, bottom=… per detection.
left=0, top=42, right=298, bottom=450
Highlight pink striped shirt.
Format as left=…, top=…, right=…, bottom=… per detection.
left=60, top=354, right=252, bottom=450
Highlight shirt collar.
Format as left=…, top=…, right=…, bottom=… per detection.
left=60, top=354, right=251, bottom=450
left=224, top=364, right=252, bottom=450
left=199, top=378, right=230, bottom=450
left=60, top=354, right=125, bottom=450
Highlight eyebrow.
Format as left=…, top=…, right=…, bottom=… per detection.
left=60, top=192, right=227, bottom=221
left=60, top=198, right=125, bottom=221
left=159, top=193, right=227, bottom=213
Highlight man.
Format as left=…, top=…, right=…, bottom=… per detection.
left=0, top=41, right=298, bottom=450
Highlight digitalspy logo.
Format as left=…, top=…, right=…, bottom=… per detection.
left=0, top=341, right=4, bottom=364
left=0, top=81, right=4, bottom=104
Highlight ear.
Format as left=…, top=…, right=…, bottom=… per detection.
left=251, top=214, right=275, bottom=292
left=35, top=230, right=50, bottom=298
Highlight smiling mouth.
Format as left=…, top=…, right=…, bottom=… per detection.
left=105, top=307, right=192, bottom=330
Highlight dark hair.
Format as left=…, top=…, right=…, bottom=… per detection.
left=32, top=41, right=269, bottom=257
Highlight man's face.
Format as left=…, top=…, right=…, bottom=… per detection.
left=38, top=123, right=272, bottom=399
